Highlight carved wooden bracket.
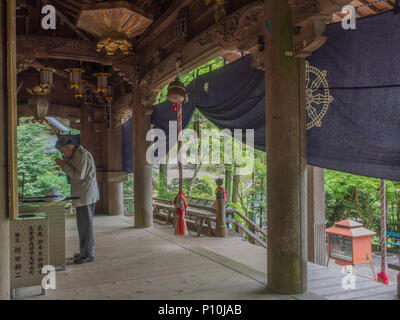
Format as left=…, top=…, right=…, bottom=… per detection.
left=112, top=55, right=137, bottom=86
left=198, top=1, right=264, bottom=50
left=140, top=1, right=264, bottom=94
left=289, top=0, right=352, bottom=57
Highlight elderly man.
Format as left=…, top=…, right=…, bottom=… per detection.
left=55, top=136, right=99, bottom=264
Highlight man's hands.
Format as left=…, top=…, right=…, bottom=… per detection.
left=55, top=158, right=67, bottom=170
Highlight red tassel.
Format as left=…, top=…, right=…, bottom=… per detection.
left=173, top=191, right=188, bottom=236
left=377, top=272, right=389, bottom=285
left=176, top=207, right=185, bottom=235
left=215, top=186, right=227, bottom=202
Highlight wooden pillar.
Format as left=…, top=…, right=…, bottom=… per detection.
left=104, top=124, right=127, bottom=216
left=307, top=166, right=326, bottom=266
left=133, top=89, right=153, bottom=228
left=80, top=104, right=95, bottom=154
left=0, top=0, right=10, bottom=299
left=249, top=211, right=256, bottom=245
left=225, top=165, right=232, bottom=204
left=265, top=0, right=307, bottom=294
left=215, top=179, right=226, bottom=237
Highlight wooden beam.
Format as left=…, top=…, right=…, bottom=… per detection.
left=44, top=0, right=91, bottom=41
left=17, top=35, right=114, bottom=65
left=140, top=1, right=264, bottom=93
left=51, top=0, right=80, bottom=15
left=354, top=0, right=380, bottom=14
left=7, top=0, right=18, bottom=220
left=136, top=0, right=193, bottom=51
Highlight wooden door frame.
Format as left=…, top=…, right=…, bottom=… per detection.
left=7, top=0, right=18, bottom=220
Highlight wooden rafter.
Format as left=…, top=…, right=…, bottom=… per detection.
left=43, top=0, right=91, bottom=41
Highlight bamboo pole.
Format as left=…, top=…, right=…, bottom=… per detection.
left=7, top=0, right=18, bottom=220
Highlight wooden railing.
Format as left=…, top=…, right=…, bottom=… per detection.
left=125, top=196, right=267, bottom=248
left=123, top=196, right=134, bottom=216
left=226, top=208, right=267, bottom=248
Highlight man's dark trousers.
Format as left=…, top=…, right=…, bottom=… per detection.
left=76, top=204, right=95, bottom=258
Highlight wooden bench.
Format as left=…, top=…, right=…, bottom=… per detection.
left=153, top=197, right=217, bottom=236
left=388, top=262, right=400, bottom=298
left=153, top=198, right=175, bottom=224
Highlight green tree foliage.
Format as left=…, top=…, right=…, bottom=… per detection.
left=325, top=170, right=400, bottom=235
left=17, top=120, right=71, bottom=197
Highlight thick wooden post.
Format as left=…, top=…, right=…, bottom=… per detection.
left=265, top=0, right=308, bottom=294
left=225, top=165, right=232, bottom=204
left=215, top=179, right=226, bottom=237
left=307, top=166, right=326, bottom=266
left=104, top=120, right=127, bottom=216
left=7, top=0, right=17, bottom=221
left=133, top=89, right=153, bottom=228
left=0, top=0, right=11, bottom=299
left=80, top=104, right=95, bottom=155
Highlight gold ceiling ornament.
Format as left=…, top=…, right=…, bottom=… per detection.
left=76, top=1, right=153, bottom=56
left=66, top=68, right=85, bottom=89
left=94, top=73, right=111, bottom=94
left=97, top=32, right=132, bottom=56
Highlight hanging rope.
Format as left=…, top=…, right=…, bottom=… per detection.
left=378, top=179, right=389, bottom=285
left=168, top=57, right=188, bottom=236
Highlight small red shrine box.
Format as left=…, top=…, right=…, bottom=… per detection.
left=326, top=219, right=376, bottom=268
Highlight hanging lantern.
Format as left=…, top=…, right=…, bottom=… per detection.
left=66, top=68, right=85, bottom=89
left=167, top=77, right=186, bottom=110
left=76, top=2, right=153, bottom=56
left=74, top=80, right=86, bottom=99
left=94, top=73, right=111, bottom=94
left=39, top=67, right=55, bottom=88
left=27, top=68, right=55, bottom=96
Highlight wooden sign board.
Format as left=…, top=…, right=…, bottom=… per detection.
left=10, top=216, right=49, bottom=289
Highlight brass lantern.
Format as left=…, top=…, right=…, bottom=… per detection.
left=94, top=73, right=111, bottom=94
left=74, top=80, right=86, bottom=99
left=66, top=68, right=85, bottom=89
left=26, top=68, right=55, bottom=96
left=167, top=77, right=186, bottom=104
left=40, top=67, right=56, bottom=87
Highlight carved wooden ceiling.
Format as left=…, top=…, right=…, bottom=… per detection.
left=15, top=0, right=397, bottom=122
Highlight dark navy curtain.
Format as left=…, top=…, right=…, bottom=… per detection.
left=187, top=55, right=265, bottom=150
left=307, top=10, right=400, bottom=181
left=123, top=10, right=400, bottom=181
